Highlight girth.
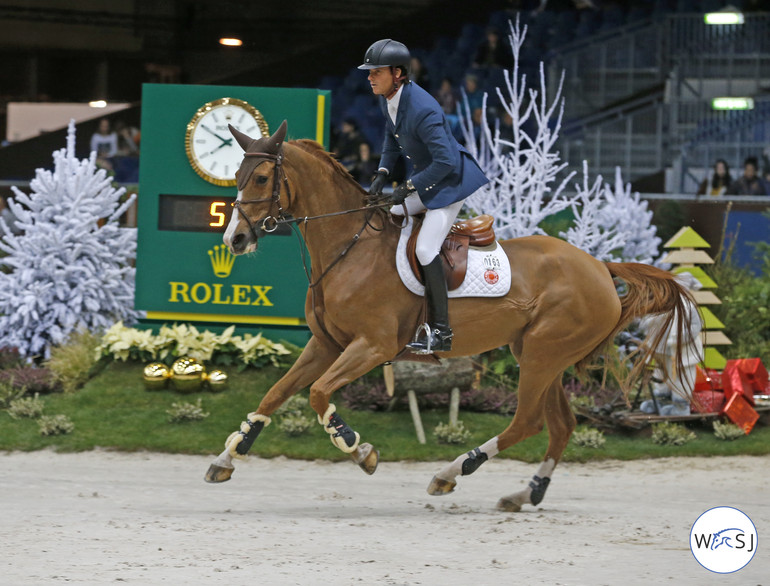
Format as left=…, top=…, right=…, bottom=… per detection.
left=406, top=214, right=496, bottom=291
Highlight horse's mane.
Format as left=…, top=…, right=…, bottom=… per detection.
left=289, top=139, right=367, bottom=195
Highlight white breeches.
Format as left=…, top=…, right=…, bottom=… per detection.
left=391, top=194, right=464, bottom=265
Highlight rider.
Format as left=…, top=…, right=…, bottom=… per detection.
left=359, top=39, right=489, bottom=353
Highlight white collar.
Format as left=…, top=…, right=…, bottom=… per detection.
left=387, top=84, right=404, bottom=124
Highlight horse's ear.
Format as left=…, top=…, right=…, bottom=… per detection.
left=268, top=120, right=288, bottom=153
left=229, top=124, right=254, bottom=152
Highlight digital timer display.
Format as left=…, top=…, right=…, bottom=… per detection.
left=157, top=194, right=235, bottom=232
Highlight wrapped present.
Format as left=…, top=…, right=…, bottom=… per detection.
left=736, top=358, right=769, bottom=393
left=720, top=392, right=760, bottom=434
left=694, top=366, right=722, bottom=391
left=722, top=360, right=755, bottom=406
left=691, top=390, right=725, bottom=414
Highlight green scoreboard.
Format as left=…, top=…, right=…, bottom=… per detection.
left=135, top=83, right=330, bottom=345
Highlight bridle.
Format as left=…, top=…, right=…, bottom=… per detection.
left=231, top=151, right=292, bottom=237
left=230, top=147, right=393, bottom=353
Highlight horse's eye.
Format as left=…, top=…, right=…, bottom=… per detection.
left=255, top=175, right=268, bottom=185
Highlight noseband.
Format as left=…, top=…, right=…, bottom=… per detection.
left=231, top=150, right=292, bottom=237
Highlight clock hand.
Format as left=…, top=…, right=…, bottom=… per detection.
left=208, top=140, right=233, bottom=155
left=200, top=124, right=231, bottom=144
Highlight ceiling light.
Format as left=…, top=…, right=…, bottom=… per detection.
left=219, top=37, right=243, bottom=47
left=712, top=97, right=754, bottom=110
left=704, top=12, right=745, bottom=25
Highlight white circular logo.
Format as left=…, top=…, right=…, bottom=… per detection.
left=690, top=506, right=758, bottom=573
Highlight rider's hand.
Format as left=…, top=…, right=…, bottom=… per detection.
left=390, top=182, right=411, bottom=205
left=368, top=170, right=389, bottom=196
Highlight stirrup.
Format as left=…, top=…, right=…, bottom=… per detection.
left=406, top=323, right=453, bottom=355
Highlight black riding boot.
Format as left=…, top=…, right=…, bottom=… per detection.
left=406, top=255, right=453, bottom=354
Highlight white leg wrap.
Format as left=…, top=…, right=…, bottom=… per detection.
left=224, top=413, right=271, bottom=459
left=501, top=457, right=557, bottom=509
left=536, top=457, right=556, bottom=479
left=435, top=437, right=499, bottom=482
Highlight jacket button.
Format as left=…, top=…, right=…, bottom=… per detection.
left=394, top=134, right=399, bottom=138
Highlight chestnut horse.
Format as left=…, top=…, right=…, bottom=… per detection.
left=205, top=121, right=691, bottom=512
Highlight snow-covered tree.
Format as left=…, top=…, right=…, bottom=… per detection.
left=0, top=120, right=139, bottom=359
left=460, top=15, right=575, bottom=239
left=561, top=162, right=628, bottom=262
left=597, top=167, right=661, bottom=264
left=459, top=17, right=661, bottom=264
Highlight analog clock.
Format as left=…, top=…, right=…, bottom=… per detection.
left=185, top=97, right=269, bottom=186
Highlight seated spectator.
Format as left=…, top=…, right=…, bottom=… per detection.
left=462, top=74, right=484, bottom=114
left=90, top=118, right=118, bottom=158
left=350, top=142, right=379, bottom=185
left=434, top=77, right=463, bottom=141
left=696, top=159, right=732, bottom=197
left=114, top=120, right=140, bottom=156
left=409, top=56, right=430, bottom=88
left=473, top=27, right=512, bottom=70
left=331, top=118, right=363, bottom=171
left=434, top=77, right=458, bottom=115
left=727, top=156, right=767, bottom=196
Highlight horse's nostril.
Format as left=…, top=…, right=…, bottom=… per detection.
left=232, top=233, right=245, bottom=248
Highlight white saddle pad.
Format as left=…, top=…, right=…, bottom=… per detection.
left=396, top=215, right=512, bottom=298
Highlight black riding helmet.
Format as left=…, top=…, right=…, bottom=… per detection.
left=358, top=39, right=410, bottom=75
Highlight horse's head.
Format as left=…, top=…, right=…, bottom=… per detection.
left=223, top=120, right=289, bottom=255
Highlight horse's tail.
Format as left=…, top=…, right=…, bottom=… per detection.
left=575, top=262, right=697, bottom=392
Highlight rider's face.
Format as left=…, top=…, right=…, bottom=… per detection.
left=368, top=67, right=395, bottom=97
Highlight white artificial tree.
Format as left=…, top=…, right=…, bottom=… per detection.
left=0, top=120, right=139, bottom=359
left=560, top=162, right=628, bottom=262
left=459, top=15, right=575, bottom=239
left=459, top=17, right=661, bottom=264
left=598, top=167, right=661, bottom=264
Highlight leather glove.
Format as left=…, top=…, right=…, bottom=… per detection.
left=390, top=182, right=411, bottom=205
left=368, top=170, right=389, bottom=196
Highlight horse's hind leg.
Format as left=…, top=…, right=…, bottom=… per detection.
left=497, top=375, right=575, bottom=511
left=204, top=335, right=339, bottom=483
left=427, top=360, right=557, bottom=497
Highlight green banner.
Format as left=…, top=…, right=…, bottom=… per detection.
left=135, top=84, right=330, bottom=344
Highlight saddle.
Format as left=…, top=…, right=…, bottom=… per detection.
left=406, top=214, right=496, bottom=291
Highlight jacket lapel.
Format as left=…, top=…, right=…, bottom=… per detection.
left=379, top=96, right=395, bottom=132
left=394, top=83, right=410, bottom=132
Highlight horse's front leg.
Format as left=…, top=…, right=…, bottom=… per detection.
left=309, top=336, right=397, bottom=475
left=204, top=335, right=339, bottom=483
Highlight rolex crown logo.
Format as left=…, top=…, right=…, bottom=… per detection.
left=208, top=244, right=235, bottom=278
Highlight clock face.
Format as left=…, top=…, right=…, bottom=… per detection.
left=185, top=97, right=269, bottom=186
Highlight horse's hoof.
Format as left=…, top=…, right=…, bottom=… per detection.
left=496, top=497, right=522, bottom=512
left=204, top=463, right=234, bottom=483
left=353, top=442, right=379, bottom=475
left=427, top=475, right=456, bottom=495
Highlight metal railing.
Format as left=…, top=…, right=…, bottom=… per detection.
left=548, top=12, right=770, bottom=186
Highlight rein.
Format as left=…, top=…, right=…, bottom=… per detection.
left=232, top=148, right=391, bottom=352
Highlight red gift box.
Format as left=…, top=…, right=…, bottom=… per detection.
left=720, top=392, right=760, bottom=434
left=691, top=390, right=725, bottom=413
left=694, top=366, right=722, bottom=391
left=736, top=358, right=769, bottom=394
left=722, top=360, right=755, bottom=406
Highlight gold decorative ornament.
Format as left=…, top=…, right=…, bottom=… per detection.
left=143, top=362, right=172, bottom=390
left=204, top=369, right=229, bottom=392
left=185, top=97, right=270, bottom=187
left=170, top=356, right=206, bottom=393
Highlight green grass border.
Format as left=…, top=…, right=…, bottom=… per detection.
left=1, top=361, right=769, bottom=462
